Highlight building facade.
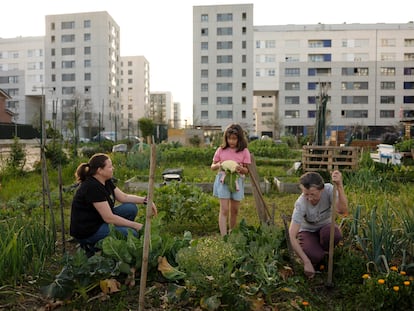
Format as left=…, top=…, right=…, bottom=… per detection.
left=0, top=36, right=45, bottom=125
left=194, top=4, right=414, bottom=139
left=193, top=4, right=255, bottom=134
left=120, top=56, right=150, bottom=136
left=43, top=11, right=121, bottom=139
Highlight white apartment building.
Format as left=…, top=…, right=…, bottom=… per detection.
left=43, top=11, right=121, bottom=139
left=193, top=4, right=255, bottom=134
left=255, top=23, right=414, bottom=139
left=194, top=4, right=414, bottom=139
left=120, top=56, right=150, bottom=136
left=0, top=36, right=44, bottom=125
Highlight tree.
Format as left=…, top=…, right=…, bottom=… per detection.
left=138, top=118, right=155, bottom=143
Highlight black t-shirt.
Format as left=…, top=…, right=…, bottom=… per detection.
left=70, top=177, right=116, bottom=239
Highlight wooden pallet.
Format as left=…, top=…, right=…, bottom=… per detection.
left=302, top=145, right=360, bottom=172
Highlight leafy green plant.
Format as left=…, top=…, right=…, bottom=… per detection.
left=0, top=215, right=54, bottom=284
left=154, top=182, right=219, bottom=234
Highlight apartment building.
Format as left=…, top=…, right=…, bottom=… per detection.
left=43, top=11, right=121, bottom=139
left=0, top=36, right=44, bottom=125
left=193, top=4, right=255, bottom=134
left=194, top=4, right=414, bottom=139
left=120, top=56, right=150, bottom=135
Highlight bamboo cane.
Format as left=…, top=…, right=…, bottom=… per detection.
left=138, top=142, right=156, bottom=310
left=326, top=182, right=337, bottom=287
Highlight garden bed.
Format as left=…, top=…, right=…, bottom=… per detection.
left=124, top=176, right=271, bottom=194
left=274, top=177, right=301, bottom=193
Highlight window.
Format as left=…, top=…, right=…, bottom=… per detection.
left=217, top=110, right=233, bottom=119
left=242, top=12, right=247, bottom=20
left=217, top=55, right=232, bottom=63
left=217, top=69, right=232, bottom=77
left=201, top=111, right=208, bottom=119
left=62, top=87, right=75, bottom=94
left=217, top=27, right=232, bottom=36
left=308, top=54, right=331, bottom=62
left=380, top=96, right=395, bottom=104
left=285, top=54, right=300, bottom=62
left=285, top=68, right=300, bottom=76
left=84, top=59, right=91, bottom=67
left=84, top=33, right=91, bottom=41
left=201, top=56, right=208, bottom=64
left=201, top=69, right=208, bottom=78
left=84, top=73, right=91, bottom=80
left=285, top=96, right=300, bottom=104
left=404, top=67, right=414, bottom=75
left=217, top=13, right=232, bottom=22
left=341, top=82, right=368, bottom=90
left=62, top=73, right=75, bottom=81
left=216, top=83, right=232, bottom=91
left=265, top=40, right=275, bottom=48
left=341, top=96, right=368, bottom=104
left=62, top=47, right=75, bottom=55
left=84, top=20, right=91, bottom=28
left=201, top=83, right=208, bottom=91
left=308, top=40, right=331, bottom=48
left=261, top=102, right=273, bottom=108
left=341, top=39, right=369, bottom=48
left=242, top=68, right=246, bottom=77
left=285, top=110, right=299, bottom=118
left=308, top=82, right=331, bottom=90
left=342, top=67, right=369, bottom=76
left=404, top=82, right=414, bottom=89
left=84, top=47, right=91, bottom=55
left=308, top=110, right=316, bottom=118
left=404, top=96, right=414, bottom=104
left=285, top=82, right=300, bottom=90
left=201, top=14, right=208, bottom=22
left=380, top=110, right=395, bottom=118
left=341, top=110, right=368, bottom=118
left=242, top=41, right=246, bottom=49
left=381, top=39, right=396, bottom=47
left=217, top=41, right=232, bottom=49
left=61, top=21, right=75, bottom=29
left=61, top=34, right=75, bottom=42
left=308, top=68, right=331, bottom=76
left=404, top=53, right=414, bottom=61
left=62, top=60, right=75, bottom=68
left=242, top=55, right=247, bottom=63
left=261, top=112, right=273, bottom=116
left=201, top=42, right=208, bottom=50
left=381, top=82, right=395, bottom=90
left=342, top=53, right=369, bottom=61
left=380, top=67, right=395, bottom=76
left=217, top=97, right=232, bottom=105
left=201, top=28, right=208, bottom=36
left=381, top=53, right=396, bottom=61
left=201, top=97, right=208, bottom=105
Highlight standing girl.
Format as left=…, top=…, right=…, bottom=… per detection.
left=211, top=124, right=251, bottom=236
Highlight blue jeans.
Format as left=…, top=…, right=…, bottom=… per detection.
left=78, top=202, right=138, bottom=245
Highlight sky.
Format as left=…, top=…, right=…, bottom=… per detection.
left=1, top=0, right=413, bottom=122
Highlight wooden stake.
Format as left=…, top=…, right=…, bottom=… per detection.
left=138, top=143, right=156, bottom=310
left=326, top=183, right=337, bottom=287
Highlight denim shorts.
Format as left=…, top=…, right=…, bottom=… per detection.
left=213, top=173, right=245, bottom=201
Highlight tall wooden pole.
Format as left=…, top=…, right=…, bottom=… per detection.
left=138, top=142, right=156, bottom=310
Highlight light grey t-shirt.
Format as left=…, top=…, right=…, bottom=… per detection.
left=291, top=183, right=334, bottom=232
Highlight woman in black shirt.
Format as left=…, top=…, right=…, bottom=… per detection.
left=70, top=153, right=157, bottom=246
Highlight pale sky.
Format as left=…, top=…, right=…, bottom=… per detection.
left=2, top=0, right=413, bottom=122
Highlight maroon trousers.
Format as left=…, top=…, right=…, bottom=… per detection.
left=298, top=223, right=342, bottom=265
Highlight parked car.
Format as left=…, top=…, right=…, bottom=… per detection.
left=91, top=131, right=118, bottom=142
left=123, top=135, right=140, bottom=143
